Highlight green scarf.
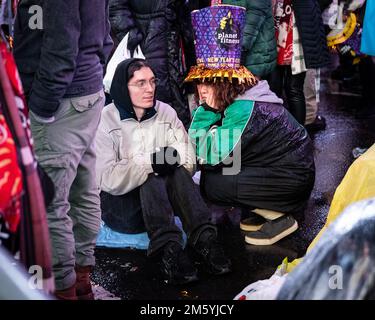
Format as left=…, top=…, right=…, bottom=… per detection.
left=189, top=100, right=255, bottom=166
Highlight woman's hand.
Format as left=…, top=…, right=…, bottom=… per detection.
left=204, top=91, right=218, bottom=110
left=197, top=84, right=219, bottom=110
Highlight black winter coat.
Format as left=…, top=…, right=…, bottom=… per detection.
left=318, top=0, right=332, bottom=11
left=198, top=100, right=315, bottom=214
left=292, top=0, right=331, bottom=69
left=109, top=0, right=193, bottom=127
left=223, top=0, right=277, bottom=78
left=14, top=0, right=113, bottom=118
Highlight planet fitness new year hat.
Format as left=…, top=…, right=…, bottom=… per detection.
left=185, top=4, right=256, bottom=84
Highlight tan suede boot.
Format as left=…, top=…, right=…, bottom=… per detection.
left=75, top=265, right=94, bottom=300
left=55, top=284, right=77, bottom=300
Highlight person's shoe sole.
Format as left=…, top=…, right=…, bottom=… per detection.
left=240, top=222, right=264, bottom=232
left=239, top=212, right=266, bottom=231
left=244, top=220, right=298, bottom=246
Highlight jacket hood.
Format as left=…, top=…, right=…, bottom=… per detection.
left=110, top=58, right=156, bottom=121
left=236, top=80, right=283, bottom=104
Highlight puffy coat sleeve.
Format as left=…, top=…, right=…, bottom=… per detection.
left=223, top=0, right=271, bottom=52
left=95, top=118, right=154, bottom=196
left=177, top=0, right=196, bottom=71
left=101, top=2, right=114, bottom=67
left=242, top=0, right=272, bottom=52
left=109, top=0, right=137, bottom=42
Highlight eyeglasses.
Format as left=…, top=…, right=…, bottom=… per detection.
left=128, top=78, right=159, bottom=89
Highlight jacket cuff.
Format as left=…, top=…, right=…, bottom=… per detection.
left=30, top=111, right=56, bottom=124
left=28, top=92, right=60, bottom=118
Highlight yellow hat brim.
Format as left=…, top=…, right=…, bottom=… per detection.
left=184, top=65, right=257, bottom=85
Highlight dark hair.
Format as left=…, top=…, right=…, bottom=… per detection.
left=127, top=60, right=153, bottom=81
left=195, top=79, right=258, bottom=112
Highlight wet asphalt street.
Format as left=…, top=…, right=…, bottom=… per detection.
left=91, top=65, right=375, bottom=300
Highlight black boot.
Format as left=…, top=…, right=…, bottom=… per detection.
left=161, top=242, right=198, bottom=285
left=193, top=231, right=232, bottom=275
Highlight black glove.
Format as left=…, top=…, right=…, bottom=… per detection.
left=151, top=147, right=181, bottom=176
left=127, top=28, right=143, bottom=57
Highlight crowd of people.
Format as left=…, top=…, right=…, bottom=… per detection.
left=0, top=0, right=373, bottom=300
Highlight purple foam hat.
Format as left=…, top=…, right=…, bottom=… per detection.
left=185, top=4, right=255, bottom=84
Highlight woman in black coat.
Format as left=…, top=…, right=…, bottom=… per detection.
left=189, top=78, right=315, bottom=246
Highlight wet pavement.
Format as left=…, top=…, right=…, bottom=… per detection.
left=91, top=65, right=375, bottom=300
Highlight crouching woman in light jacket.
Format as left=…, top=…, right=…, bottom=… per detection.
left=95, top=58, right=231, bottom=285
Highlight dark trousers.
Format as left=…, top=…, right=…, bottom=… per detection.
left=266, top=65, right=307, bottom=125
left=101, top=187, right=145, bottom=234
left=139, top=167, right=216, bottom=256
left=359, top=56, right=375, bottom=109
left=202, top=167, right=315, bottom=217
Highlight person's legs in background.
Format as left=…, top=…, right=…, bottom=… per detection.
left=304, top=69, right=318, bottom=125
left=356, top=56, right=375, bottom=119
left=332, top=54, right=357, bottom=81
left=264, top=65, right=285, bottom=99
left=304, top=69, right=326, bottom=132
left=266, top=66, right=308, bottom=126
left=285, top=66, right=307, bottom=125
